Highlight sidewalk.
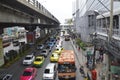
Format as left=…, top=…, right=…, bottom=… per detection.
left=71, top=39, right=103, bottom=80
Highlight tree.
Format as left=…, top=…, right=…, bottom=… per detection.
left=64, top=18, right=73, bottom=25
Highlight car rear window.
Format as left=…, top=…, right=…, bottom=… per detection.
left=44, top=69, right=50, bottom=73
left=23, top=71, right=32, bottom=76
left=25, top=57, right=32, bottom=60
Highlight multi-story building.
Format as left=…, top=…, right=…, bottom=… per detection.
left=73, top=0, right=120, bottom=80
left=73, top=0, right=120, bottom=42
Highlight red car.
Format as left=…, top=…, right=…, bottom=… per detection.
left=20, top=67, right=37, bottom=80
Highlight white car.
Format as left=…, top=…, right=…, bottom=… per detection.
left=43, top=63, right=57, bottom=80
left=40, top=49, right=49, bottom=57
left=23, top=54, right=35, bottom=65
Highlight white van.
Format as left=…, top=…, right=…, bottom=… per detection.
left=43, top=63, right=57, bottom=80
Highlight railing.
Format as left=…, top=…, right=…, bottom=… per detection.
left=25, top=0, right=57, bottom=22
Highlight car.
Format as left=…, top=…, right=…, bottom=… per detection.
left=33, top=56, right=45, bottom=67
left=65, top=36, right=70, bottom=41
left=48, top=42, right=54, bottom=48
left=12, top=40, right=20, bottom=46
left=43, top=63, right=57, bottom=80
left=36, top=44, right=44, bottom=50
left=54, top=47, right=64, bottom=55
left=44, top=46, right=52, bottom=52
left=50, top=53, right=59, bottom=62
left=20, top=67, right=37, bottom=80
left=0, top=73, right=12, bottom=80
left=50, top=39, right=56, bottom=44
left=40, top=49, right=49, bottom=57
left=23, top=54, right=35, bottom=65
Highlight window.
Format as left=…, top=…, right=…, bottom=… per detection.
left=44, top=69, right=50, bottom=73
left=113, top=15, right=119, bottom=29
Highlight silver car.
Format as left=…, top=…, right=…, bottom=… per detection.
left=23, top=54, right=35, bottom=65
left=40, top=49, right=49, bottom=57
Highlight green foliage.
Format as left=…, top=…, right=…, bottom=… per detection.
left=76, top=38, right=86, bottom=51
left=0, top=35, right=51, bottom=68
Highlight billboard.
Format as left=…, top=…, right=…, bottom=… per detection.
left=26, top=32, right=35, bottom=45
left=0, top=38, right=4, bottom=66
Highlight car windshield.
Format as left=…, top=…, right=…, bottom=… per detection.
left=35, top=58, right=42, bottom=61
left=25, top=57, right=32, bottom=60
left=49, top=42, right=53, bottom=45
left=44, top=69, right=50, bottom=73
left=23, top=71, right=32, bottom=76
left=41, top=50, right=46, bottom=53
left=38, top=45, right=42, bottom=47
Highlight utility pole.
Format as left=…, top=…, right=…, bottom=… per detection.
left=107, top=0, right=113, bottom=80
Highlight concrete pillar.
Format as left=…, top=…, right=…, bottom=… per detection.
left=0, top=37, right=5, bottom=66
left=0, top=27, right=4, bottom=34
left=40, top=28, right=45, bottom=38
left=45, top=28, right=48, bottom=34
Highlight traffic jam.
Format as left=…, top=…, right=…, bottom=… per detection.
left=20, top=30, right=75, bottom=80
left=0, top=30, right=76, bottom=80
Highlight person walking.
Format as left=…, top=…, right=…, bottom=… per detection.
left=91, top=68, right=97, bottom=80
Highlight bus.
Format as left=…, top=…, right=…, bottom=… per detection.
left=57, top=50, right=76, bottom=80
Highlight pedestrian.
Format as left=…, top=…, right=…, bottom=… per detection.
left=91, top=68, right=97, bottom=80
left=79, top=66, right=85, bottom=76
left=87, top=73, right=91, bottom=80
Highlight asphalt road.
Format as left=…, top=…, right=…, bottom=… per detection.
left=0, top=38, right=84, bottom=80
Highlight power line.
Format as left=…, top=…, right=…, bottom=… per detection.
left=98, top=2, right=110, bottom=11
left=98, top=0, right=110, bottom=11
left=93, top=0, right=108, bottom=10
left=79, top=0, right=89, bottom=16
left=87, top=0, right=96, bottom=11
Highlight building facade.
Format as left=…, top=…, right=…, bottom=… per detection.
left=73, top=0, right=120, bottom=42
left=72, top=0, right=120, bottom=80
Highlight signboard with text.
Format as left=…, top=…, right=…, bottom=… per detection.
left=26, top=32, right=35, bottom=45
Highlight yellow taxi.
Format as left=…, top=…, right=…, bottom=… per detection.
left=33, top=56, right=45, bottom=67
left=54, top=47, right=64, bottom=55
left=50, top=53, right=59, bottom=62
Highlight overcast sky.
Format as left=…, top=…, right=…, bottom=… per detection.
left=38, top=0, right=74, bottom=24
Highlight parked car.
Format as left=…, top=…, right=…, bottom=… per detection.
left=20, top=67, right=37, bottom=80
left=0, top=74, right=12, bottom=80
left=50, top=53, right=59, bottom=62
left=40, top=49, right=49, bottom=57
left=43, top=63, right=57, bottom=80
left=23, top=54, right=35, bottom=65
left=36, top=44, right=44, bottom=50
left=33, top=56, right=45, bottom=67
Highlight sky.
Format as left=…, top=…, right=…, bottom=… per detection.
left=38, top=0, right=74, bottom=24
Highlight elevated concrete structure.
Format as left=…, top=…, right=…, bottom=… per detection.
left=0, top=0, right=60, bottom=33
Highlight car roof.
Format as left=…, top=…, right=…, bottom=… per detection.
left=46, top=63, right=55, bottom=69
left=26, top=54, right=33, bottom=57
left=24, top=67, right=34, bottom=72
left=36, top=56, right=43, bottom=59
left=52, top=53, right=58, bottom=56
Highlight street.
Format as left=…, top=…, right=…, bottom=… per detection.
left=0, top=37, right=84, bottom=80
